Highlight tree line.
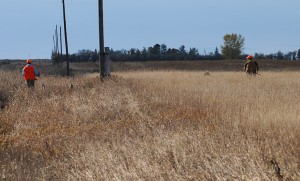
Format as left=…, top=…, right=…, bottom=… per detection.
left=52, top=33, right=300, bottom=63
left=109, top=44, right=223, bottom=62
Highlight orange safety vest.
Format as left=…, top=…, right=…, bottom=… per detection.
left=23, top=65, right=36, bottom=80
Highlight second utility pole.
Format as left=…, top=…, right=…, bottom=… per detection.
left=98, top=0, right=105, bottom=78
left=62, top=0, right=70, bottom=76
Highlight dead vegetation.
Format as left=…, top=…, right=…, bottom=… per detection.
left=0, top=68, right=299, bottom=180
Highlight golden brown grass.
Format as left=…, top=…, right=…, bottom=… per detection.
left=0, top=69, right=299, bottom=180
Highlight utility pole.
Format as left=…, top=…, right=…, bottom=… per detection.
left=60, top=26, right=63, bottom=64
left=62, top=0, right=70, bottom=76
left=98, top=0, right=105, bottom=78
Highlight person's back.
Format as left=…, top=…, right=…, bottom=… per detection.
left=244, top=55, right=259, bottom=75
left=22, top=59, right=39, bottom=87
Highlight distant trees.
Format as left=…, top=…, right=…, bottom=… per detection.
left=160, top=44, right=167, bottom=60
left=63, top=46, right=300, bottom=62
left=276, top=51, right=284, bottom=60
left=221, top=33, right=245, bottom=59
left=108, top=44, right=223, bottom=61
left=254, top=53, right=266, bottom=59
left=53, top=35, right=300, bottom=62
left=284, top=51, right=297, bottom=60
left=188, top=48, right=199, bottom=60
left=69, top=49, right=98, bottom=62
left=214, top=47, right=222, bottom=60
left=148, top=44, right=161, bottom=60
left=253, top=50, right=299, bottom=60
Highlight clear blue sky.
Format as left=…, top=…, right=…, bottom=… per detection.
left=0, top=0, right=299, bottom=59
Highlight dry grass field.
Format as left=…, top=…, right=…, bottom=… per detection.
left=0, top=61, right=300, bottom=180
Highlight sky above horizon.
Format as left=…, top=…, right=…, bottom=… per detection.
left=0, top=0, right=299, bottom=59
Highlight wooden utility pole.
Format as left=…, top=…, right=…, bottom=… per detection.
left=62, top=0, right=70, bottom=76
left=60, top=26, right=63, bottom=64
left=98, top=0, right=105, bottom=78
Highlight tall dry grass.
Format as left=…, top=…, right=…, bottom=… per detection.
left=117, top=71, right=300, bottom=179
left=0, top=69, right=299, bottom=180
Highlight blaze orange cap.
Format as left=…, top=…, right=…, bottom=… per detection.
left=246, top=55, right=253, bottom=59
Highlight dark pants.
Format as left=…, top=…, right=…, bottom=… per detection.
left=26, top=80, right=35, bottom=87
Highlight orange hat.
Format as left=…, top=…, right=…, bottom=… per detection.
left=26, top=59, right=32, bottom=64
left=246, top=55, right=253, bottom=59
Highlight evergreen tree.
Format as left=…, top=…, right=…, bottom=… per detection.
left=276, top=51, right=284, bottom=60
left=254, top=53, right=266, bottom=59
left=160, top=44, right=167, bottom=60
left=149, top=44, right=161, bottom=60
left=214, top=47, right=222, bottom=59
left=153, top=44, right=161, bottom=55
left=188, top=48, right=199, bottom=60
left=179, top=45, right=186, bottom=54
left=292, top=51, right=297, bottom=60
left=141, top=47, right=148, bottom=61
left=92, top=49, right=98, bottom=62
left=179, top=45, right=186, bottom=60
left=166, top=48, right=180, bottom=60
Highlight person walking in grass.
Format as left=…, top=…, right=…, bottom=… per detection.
left=244, top=55, right=259, bottom=75
left=22, top=59, right=39, bottom=87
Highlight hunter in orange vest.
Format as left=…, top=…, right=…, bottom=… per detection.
left=22, top=59, right=39, bottom=87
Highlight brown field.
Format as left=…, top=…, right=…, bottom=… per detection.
left=0, top=60, right=300, bottom=180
